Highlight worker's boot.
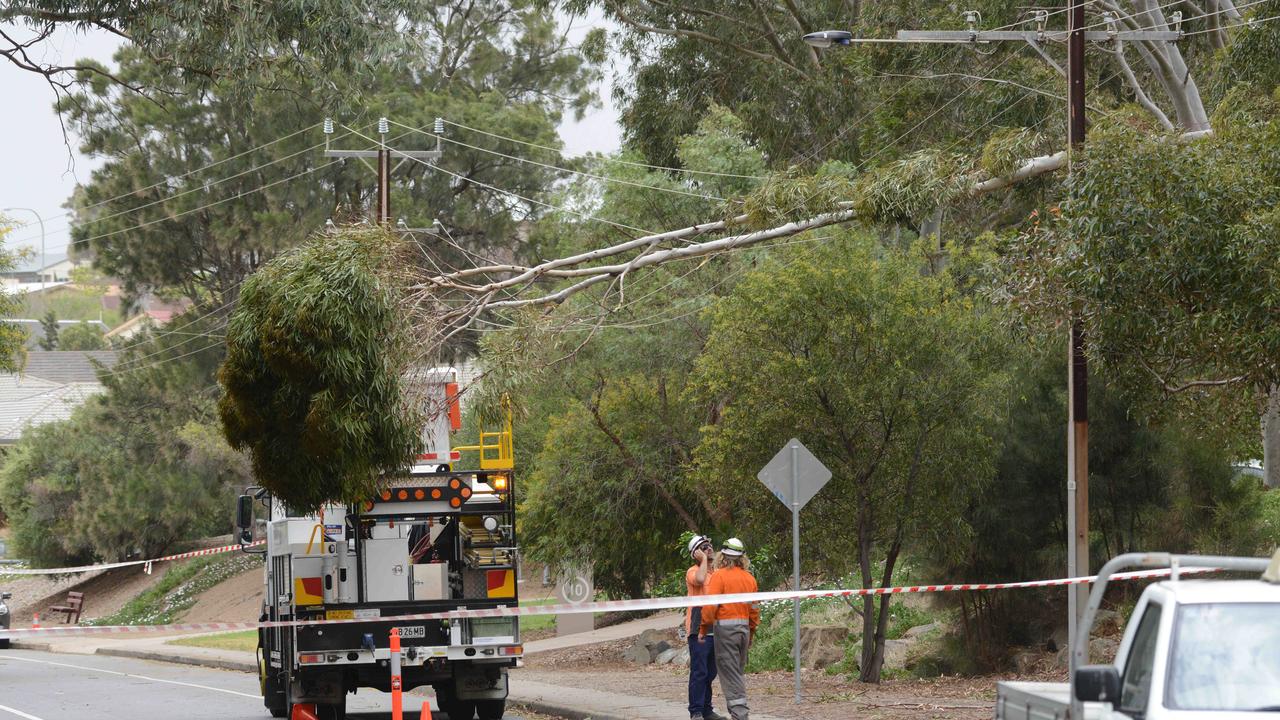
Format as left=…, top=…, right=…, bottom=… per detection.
left=704, top=711, right=730, bottom=720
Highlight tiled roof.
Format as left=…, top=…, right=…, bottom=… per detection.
left=0, top=375, right=105, bottom=444
left=18, top=351, right=118, bottom=384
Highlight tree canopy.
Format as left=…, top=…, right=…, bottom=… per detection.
left=217, top=227, right=422, bottom=510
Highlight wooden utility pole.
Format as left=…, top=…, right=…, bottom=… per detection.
left=1064, top=0, right=1090, bottom=684
left=323, top=116, right=443, bottom=225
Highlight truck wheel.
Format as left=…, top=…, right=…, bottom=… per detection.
left=0, top=639, right=9, bottom=650
left=261, top=664, right=287, bottom=717
left=435, top=687, right=475, bottom=720
left=475, top=699, right=505, bottom=720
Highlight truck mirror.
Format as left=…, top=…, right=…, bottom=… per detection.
left=1, top=592, right=10, bottom=600
left=1074, top=665, right=1121, bottom=702
left=236, top=494, right=254, bottom=543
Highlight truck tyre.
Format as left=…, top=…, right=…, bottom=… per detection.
left=0, top=639, right=9, bottom=650
left=435, top=687, right=475, bottom=720
left=475, top=698, right=505, bottom=720
left=259, top=654, right=287, bottom=717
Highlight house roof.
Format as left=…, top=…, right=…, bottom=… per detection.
left=0, top=376, right=105, bottom=444
left=18, top=350, right=119, bottom=384
left=2, top=252, right=71, bottom=274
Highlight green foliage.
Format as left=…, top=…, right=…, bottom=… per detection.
left=218, top=227, right=421, bottom=510
left=1210, top=0, right=1280, bottom=100
left=62, top=3, right=600, bottom=308
left=58, top=323, right=106, bottom=351
left=3, top=0, right=413, bottom=94
left=37, top=311, right=58, bottom=351
left=850, top=150, right=973, bottom=225
left=0, top=236, right=26, bottom=370
left=924, top=343, right=1271, bottom=670
left=0, top=313, right=240, bottom=567
left=689, top=233, right=1007, bottom=578
left=1009, top=92, right=1280, bottom=428
left=978, top=127, right=1055, bottom=178
left=687, top=231, right=1009, bottom=681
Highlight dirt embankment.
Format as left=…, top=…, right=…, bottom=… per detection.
left=179, top=563, right=263, bottom=623
left=4, top=564, right=176, bottom=628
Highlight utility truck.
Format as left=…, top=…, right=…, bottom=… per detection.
left=236, top=368, right=521, bottom=720
left=996, top=550, right=1280, bottom=720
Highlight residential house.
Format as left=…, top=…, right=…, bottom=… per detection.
left=0, top=350, right=119, bottom=448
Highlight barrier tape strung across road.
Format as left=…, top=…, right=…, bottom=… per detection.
left=0, top=565, right=1217, bottom=639
left=0, top=541, right=266, bottom=576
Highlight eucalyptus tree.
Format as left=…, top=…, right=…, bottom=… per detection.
left=591, top=0, right=1261, bottom=170
left=687, top=232, right=1010, bottom=682
left=0, top=0, right=415, bottom=97
left=1010, top=87, right=1280, bottom=486
left=61, top=0, right=602, bottom=309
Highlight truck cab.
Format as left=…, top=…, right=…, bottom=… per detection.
left=997, top=551, right=1280, bottom=720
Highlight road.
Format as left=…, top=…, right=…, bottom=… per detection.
left=0, top=650, right=527, bottom=720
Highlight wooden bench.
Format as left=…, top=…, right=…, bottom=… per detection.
left=49, top=591, right=85, bottom=624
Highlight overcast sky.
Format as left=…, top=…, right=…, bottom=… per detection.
left=0, top=15, right=623, bottom=263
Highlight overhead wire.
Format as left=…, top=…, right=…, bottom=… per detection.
left=439, top=118, right=767, bottom=180
left=390, top=120, right=728, bottom=203
left=341, top=124, right=660, bottom=237
left=4, top=122, right=324, bottom=247
left=7, top=125, right=367, bottom=251
left=30, top=120, right=432, bottom=257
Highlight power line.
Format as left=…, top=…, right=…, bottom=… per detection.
left=8, top=126, right=367, bottom=251
left=4, top=123, right=323, bottom=247
left=440, top=119, right=768, bottom=180
left=389, top=119, right=727, bottom=202
left=341, top=125, right=660, bottom=237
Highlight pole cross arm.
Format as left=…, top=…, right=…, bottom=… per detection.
left=324, top=149, right=443, bottom=161
left=895, top=29, right=1181, bottom=43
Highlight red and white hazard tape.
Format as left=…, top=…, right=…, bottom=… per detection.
left=0, top=541, right=265, bottom=576
left=0, top=565, right=1216, bottom=639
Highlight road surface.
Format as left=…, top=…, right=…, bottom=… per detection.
left=0, top=649, right=522, bottom=720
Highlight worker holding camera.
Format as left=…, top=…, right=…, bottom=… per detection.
left=686, top=535, right=728, bottom=720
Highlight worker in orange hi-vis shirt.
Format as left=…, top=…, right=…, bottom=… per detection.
left=685, top=535, right=727, bottom=720
left=698, top=538, right=760, bottom=720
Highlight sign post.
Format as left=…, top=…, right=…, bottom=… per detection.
left=757, top=438, right=831, bottom=705
left=555, top=564, right=594, bottom=636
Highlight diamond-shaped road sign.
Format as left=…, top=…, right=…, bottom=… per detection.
left=757, top=438, right=831, bottom=510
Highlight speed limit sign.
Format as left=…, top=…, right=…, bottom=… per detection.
left=557, top=566, right=593, bottom=605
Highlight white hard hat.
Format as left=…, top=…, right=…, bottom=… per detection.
left=721, top=537, right=746, bottom=556
left=688, top=535, right=710, bottom=556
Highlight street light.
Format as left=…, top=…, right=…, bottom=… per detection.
left=2, top=207, right=46, bottom=291
left=802, top=30, right=853, bottom=48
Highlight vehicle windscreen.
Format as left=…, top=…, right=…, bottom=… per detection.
left=1166, top=602, right=1280, bottom=711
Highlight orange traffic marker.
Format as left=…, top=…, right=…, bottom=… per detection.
left=390, top=628, right=404, bottom=720
left=31, top=613, right=39, bottom=629
left=420, top=700, right=433, bottom=719
left=290, top=703, right=319, bottom=720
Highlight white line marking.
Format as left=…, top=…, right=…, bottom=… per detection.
left=0, top=654, right=259, bottom=700
left=0, top=704, right=46, bottom=720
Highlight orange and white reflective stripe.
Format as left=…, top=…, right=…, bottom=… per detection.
left=0, top=565, right=1218, bottom=639
left=0, top=541, right=266, bottom=576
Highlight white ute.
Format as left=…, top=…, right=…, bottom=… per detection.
left=997, top=550, right=1280, bottom=720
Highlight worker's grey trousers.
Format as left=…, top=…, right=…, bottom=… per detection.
left=713, top=622, right=751, bottom=720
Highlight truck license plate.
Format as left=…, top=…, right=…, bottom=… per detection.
left=398, top=626, right=426, bottom=639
